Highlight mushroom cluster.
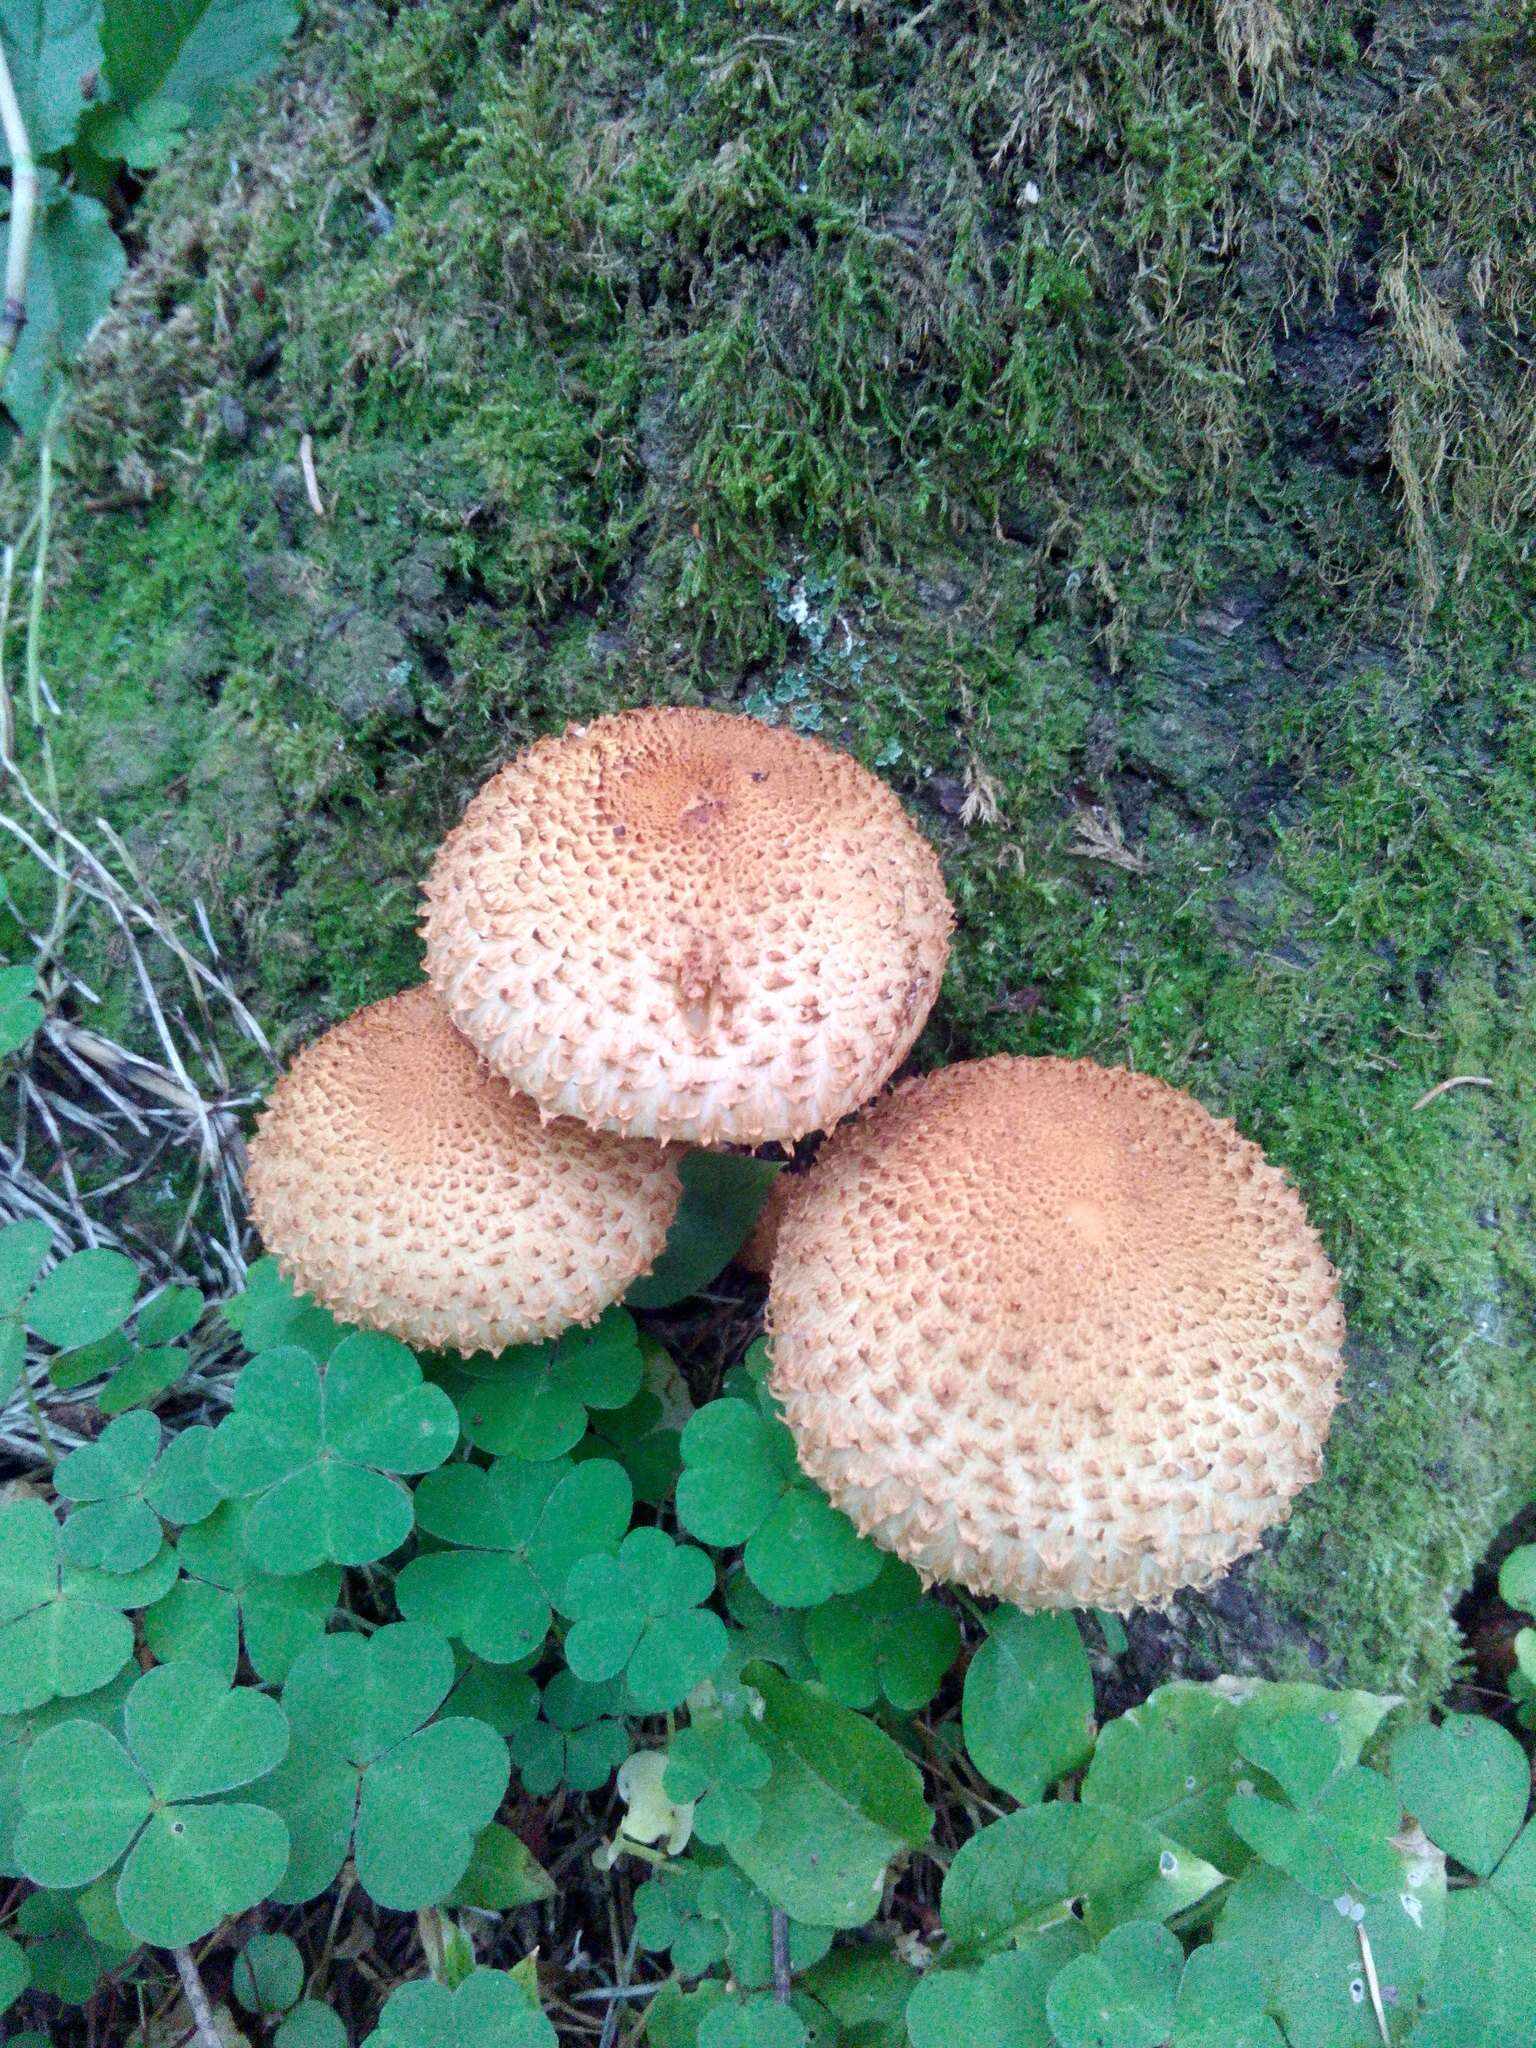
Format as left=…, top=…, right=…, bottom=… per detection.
left=247, top=707, right=952, bottom=1353
left=249, top=701, right=1345, bottom=1612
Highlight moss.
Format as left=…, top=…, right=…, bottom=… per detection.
left=5, top=0, right=1535, bottom=1696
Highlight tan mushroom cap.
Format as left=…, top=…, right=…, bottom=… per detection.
left=735, top=1170, right=797, bottom=1279
left=246, top=986, right=682, bottom=1355
left=421, top=707, right=953, bottom=1146
left=768, top=1056, right=1346, bottom=1612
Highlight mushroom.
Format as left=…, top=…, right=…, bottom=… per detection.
left=246, top=986, right=682, bottom=1355
left=421, top=707, right=953, bottom=1146
left=767, top=1055, right=1346, bottom=1612
left=734, top=1169, right=796, bottom=1279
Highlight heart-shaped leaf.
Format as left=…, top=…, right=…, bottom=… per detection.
left=175, top=1500, right=338, bottom=1682
left=453, top=1311, right=644, bottom=1460
left=907, top=1932, right=1084, bottom=2048
left=26, top=1249, right=139, bottom=1348
left=0, top=1220, right=51, bottom=1314
left=0, top=1500, right=137, bottom=1713
left=1228, top=1766, right=1403, bottom=1898
left=1083, top=1681, right=1250, bottom=1872
left=363, top=1967, right=556, bottom=2046
left=1046, top=1920, right=1183, bottom=2048
left=804, top=1556, right=960, bottom=1712
left=625, top=1152, right=781, bottom=1309
left=963, top=1608, right=1095, bottom=1804
left=1391, top=1714, right=1529, bottom=1876
left=232, top=1930, right=304, bottom=2014
left=56, top=1412, right=165, bottom=1574
left=723, top=1662, right=932, bottom=1928
left=676, top=1397, right=880, bottom=1608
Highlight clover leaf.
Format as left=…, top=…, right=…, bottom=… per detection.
left=452, top=1308, right=644, bottom=1460
left=146, top=1499, right=339, bottom=1684
left=207, top=1333, right=458, bottom=1571
left=97, top=1345, right=190, bottom=1416
left=262, top=1622, right=508, bottom=1910
left=562, top=1526, right=728, bottom=1714
left=15, top=1661, right=289, bottom=1948
left=676, top=1397, right=881, bottom=1608
left=634, top=1857, right=830, bottom=1987
left=55, top=1411, right=167, bottom=1572
left=25, top=1246, right=139, bottom=1349
left=0, top=1669, right=135, bottom=1875
left=14, top=1881, right=136, bottom=2005
left=1170, top=1946, right=1284, bottom=2048
left=0, top=1929, right=26, bottom=2014
left=0, top=963, right=44, bottom=1056
left=397, top=1452, right=632, bottom=1664
left=698, top=1995, right=809, bottom=2048
left=277, top=2002, right=348, bottom=2048
left=446, top=1657, right=540, bottom=1735
left=574, top=1343, right=685, bottom=1504
left=906, top=1925, right=1087, bottom=2047
left=233, top=1930, right=304, bottom=2015
left=0, top=1498, right=175, bottom=1713
left=1228, top=1755, right=1403, bottom=1899
left=1046, top=1919, right=1184, bottom=2048
left=963, top=1608, right=1095, bottom=1805
left=1213, top=1843, right=1445, bottom=2047
left=1391, top=1712, right=1529, bottom=1877
left=363, top=1967, right=556, bottom=2047
left=0, top=1220, right=51, bottom=1314
left=509, top=1671, right=629, bottom=1796
left=144, top=1424, right=223, bottom=1527
left=665, top=1719, right=771, bottom=1845
left=0, top=1219, right=50, bottom=1400
left=225, top=1256, right=341, bottom=1357
left=806, top=1556, right=961, bottom=1712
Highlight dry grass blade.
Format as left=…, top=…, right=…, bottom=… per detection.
left=1, top=449, right=269, bottom=1462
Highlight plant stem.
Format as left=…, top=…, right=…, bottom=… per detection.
left=0, top=29, right=38, bottom=382
left=770, top=1907, right=791, bottom=2002
left=19, top=1371, right=56, bottom=1465
left=171, top=1945, right=224, bottom=2048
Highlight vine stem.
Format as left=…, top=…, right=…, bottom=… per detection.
left=0, top=28, right=38, bottom=381
left=171, top=1945, right=225, bottom=2048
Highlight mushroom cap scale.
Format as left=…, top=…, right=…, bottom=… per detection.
left=767, top=1055, right=1346, bottom=1612
left=246, top=986, right=682, bottom=1355
left=421, top=707, right=953, bottom=1146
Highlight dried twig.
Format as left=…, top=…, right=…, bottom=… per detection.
left=771, top=1908, right=792, bottom=2003
left=1411, top=1074, right=1493, bottom=1111
left=0, top=28, right=39, bottom=379
left=299, top=430, right=327, bottom=516
left=171, top=1945, right=225, bottom=2048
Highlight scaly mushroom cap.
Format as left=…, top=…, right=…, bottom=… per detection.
left=421, top=707, right=953, bottom=1146
left=768, top=1056, right=1346, bottom=1611
left=734, top=1170, right=797, bottom=1279
left=246, top=986, right=682, bottom=1355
